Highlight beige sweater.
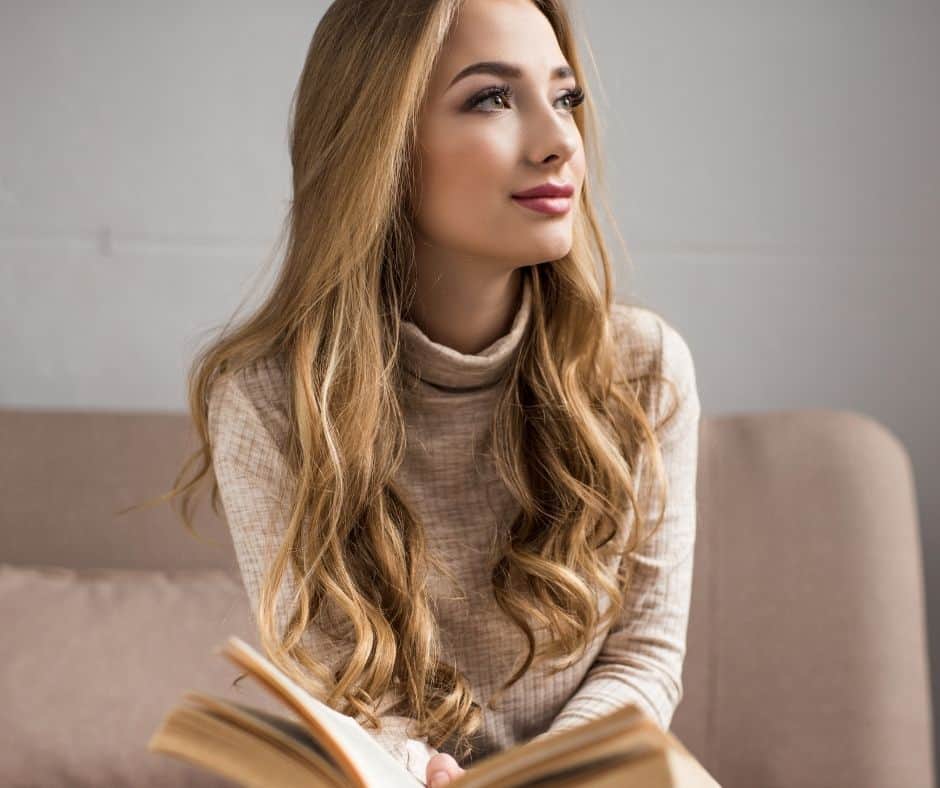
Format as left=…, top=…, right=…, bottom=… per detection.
left=207, top=274, right=701, bottom=783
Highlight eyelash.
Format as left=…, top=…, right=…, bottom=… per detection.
left=468, top=84, right=586, bottom=113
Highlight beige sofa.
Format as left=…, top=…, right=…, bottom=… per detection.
left=0, top=407, right=934, bottom=787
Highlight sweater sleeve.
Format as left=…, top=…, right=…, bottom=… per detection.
left=207, top=371, right=440, bottom=784
left=533, top=316, right=702, bottom=738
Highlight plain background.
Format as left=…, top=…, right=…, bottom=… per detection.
left=2, top=0, right=938, bottom=764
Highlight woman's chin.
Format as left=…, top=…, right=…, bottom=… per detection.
left=524, top=231, right=572, bottom=261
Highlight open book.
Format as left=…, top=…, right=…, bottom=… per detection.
left=147, top=635, right=720, bottom=787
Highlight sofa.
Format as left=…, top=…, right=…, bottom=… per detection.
left=0, top=406, right=934, bottom=787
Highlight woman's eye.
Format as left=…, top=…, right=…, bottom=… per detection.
left=470, top=85, right=514, bottom=112
left=559, top=87, right=586, bottom=111
left=469, top=85, right=586, bottom=113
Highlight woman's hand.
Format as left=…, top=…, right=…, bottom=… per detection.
left=426, top=752, right=465, bottom=787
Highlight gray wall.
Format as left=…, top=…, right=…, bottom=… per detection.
left=2, top=0, right=938, bottom=760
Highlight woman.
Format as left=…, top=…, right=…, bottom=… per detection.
left=171, top=0, right=701, bottom=785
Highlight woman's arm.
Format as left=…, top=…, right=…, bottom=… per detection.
left=533, top=317, right=702, bottom=739
left=207, top=371, right=441, bottom=782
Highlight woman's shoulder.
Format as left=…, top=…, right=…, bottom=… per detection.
left=608, top=302, right=697, bottom=394
left=207, top=354, right=292, bottom=455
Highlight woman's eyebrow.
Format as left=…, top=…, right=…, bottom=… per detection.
left=446, top=61, right=574, bottom=91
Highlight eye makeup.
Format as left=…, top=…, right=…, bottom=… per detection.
left=462, top=84, right=586, bottom=113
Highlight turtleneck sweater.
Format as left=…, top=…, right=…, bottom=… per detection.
left=397, top=275, right=532, bottom=393
left=207, top=273, right=701, bottom=784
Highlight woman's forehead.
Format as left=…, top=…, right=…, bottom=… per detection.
left=429, top=1, right=567, bottom=96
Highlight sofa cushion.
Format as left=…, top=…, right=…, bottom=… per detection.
left=0, top=563, right=282, bottom=787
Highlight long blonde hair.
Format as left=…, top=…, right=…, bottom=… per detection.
left=140, top=0, right=682, bottom=760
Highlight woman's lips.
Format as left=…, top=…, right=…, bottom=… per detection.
left=511, top=195, right=572, bottom=216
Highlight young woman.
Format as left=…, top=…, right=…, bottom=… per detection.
left=171, top=1, right=701, bottom=785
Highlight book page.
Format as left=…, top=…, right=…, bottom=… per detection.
left=218, top=636, right=420, bottom=788
left=451, top=705, right=661, bottom=788
left=150, top=703, right=332, bottom=788
left=182, top=690, right=343, bottom=781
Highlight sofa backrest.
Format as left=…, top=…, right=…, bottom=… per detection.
left=0, top=409, right=236, bottom=572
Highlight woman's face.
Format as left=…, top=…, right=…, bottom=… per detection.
left=413, top=0, right=586, bottom=269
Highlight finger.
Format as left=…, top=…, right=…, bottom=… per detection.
left=427, top=753, right=460, bottom=772
left=428, top=771, right=451, bottom=788
left=428, top=767, right=459, bottom=787
left=427, top=753, right=462, bottom=785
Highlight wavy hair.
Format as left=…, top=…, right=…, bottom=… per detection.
left=132, top=0, right=683, bottom=761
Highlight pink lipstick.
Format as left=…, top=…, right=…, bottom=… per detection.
left=511, top=181, right=575, bottom=216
